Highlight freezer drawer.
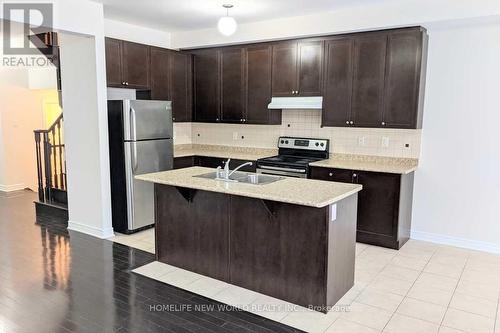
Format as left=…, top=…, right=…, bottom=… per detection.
left=124, top=139, right=173, bottom=230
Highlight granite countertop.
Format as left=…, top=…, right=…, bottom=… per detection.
left=174, top=144, right=276, bottom=161
left=309, top=154, right=418, bottom=174
left=136, top=167, right=362, bottom=208
left=174, top=144, right=418, bottom=174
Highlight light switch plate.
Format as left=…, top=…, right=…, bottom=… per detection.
left=358, top=136, right=366, bottom=146
left=232, top=132, right=238, bottom=140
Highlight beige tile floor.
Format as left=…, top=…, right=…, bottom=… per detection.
left=108, top=228, right=155, bottom=254
left=111, top=230, right=500, bottom=333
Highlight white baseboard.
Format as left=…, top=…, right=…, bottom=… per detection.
left=411, top=230, right=500, bottom=255
left=0, top=183, right=26, bottom=192
left=68, top=220, right=115, bottom=239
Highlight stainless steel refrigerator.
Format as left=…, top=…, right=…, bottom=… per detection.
left=107, top=99, right=173, bottom=234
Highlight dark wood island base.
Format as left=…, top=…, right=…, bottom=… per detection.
left=154, top=184, right=358, bottom=313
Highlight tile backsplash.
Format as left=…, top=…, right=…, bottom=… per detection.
left=174, top=110, right=421, bottom=158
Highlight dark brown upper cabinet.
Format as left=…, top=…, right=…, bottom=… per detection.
left=193, top=49, right=221, bottom=122
left=271, top=40, right=323, bottom=97
left=245, top=45, right=281, bottom=125
left=350, top=33, right=387, bottom=128
left=150, top=48, right=193, bottom=122
left=321, top=27, right=427, bottom=129
left=105, top=38, right=150, bottom=89
left=169, top=51, right=193, bottom=122
left=297, top=41, right=323, bottom=96
left=271, top=42, right=297, bottom=97
left=105, top=38, right=123, bottom=87
left=383, top=29, right=427, bottom=129
left=191, top=45, right=281, bottom=125
left=220, top=47, right=245, bottom=123
left=150, top=47, right=171, bottom=100
left=322, top=37, right=354, bottom=127
left=122, top=41, right=150, bottom=88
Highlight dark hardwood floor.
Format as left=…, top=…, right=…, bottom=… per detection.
left=0, top=190, right=304, bottom=333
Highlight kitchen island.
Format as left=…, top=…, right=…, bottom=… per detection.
left=136, top=167, right=362, bottom=312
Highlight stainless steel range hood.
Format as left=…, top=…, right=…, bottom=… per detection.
left=268, top=96, right=323, bottom=110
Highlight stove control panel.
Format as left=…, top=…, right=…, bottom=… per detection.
left=278, top=137, right=329, bottom=152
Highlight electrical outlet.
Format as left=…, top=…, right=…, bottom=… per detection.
left=358, top=136, right=366, bottom=146
left=382, top=137, right=390, bottom=148
left=232, top=132, right=238, bottom=140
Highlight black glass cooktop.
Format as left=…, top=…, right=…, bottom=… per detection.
left=258, top=155, right=323, bottom=166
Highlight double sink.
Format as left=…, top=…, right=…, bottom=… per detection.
left=194, top=171, right=283, bottom=185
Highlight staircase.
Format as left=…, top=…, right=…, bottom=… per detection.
left=31, top=32, right=67, bottom=224
left=34, top=114, right=68, bottom=224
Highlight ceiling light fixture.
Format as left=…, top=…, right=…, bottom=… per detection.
left=218, top=4, right=237, bottom=36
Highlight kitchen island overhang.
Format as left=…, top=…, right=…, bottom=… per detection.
left=136, top=167, right=362, bottom=313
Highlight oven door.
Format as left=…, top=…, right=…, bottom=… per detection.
left=256, top=165, right=308, bottom=178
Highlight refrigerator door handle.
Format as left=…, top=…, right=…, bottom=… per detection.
left=131, top=142, right=138, bottom=174
left=130, top=107, right=137, bottom=141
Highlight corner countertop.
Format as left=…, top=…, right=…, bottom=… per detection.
left=174, top=144, right=418, bottom=175
left=309, top=155, right=418, bottom=175
left=136, top=167, right=362, bottom=208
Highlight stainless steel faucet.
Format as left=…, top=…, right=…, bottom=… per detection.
left=228, top=161, right=253, bottom=178
left=216, top=159, right=253, bottom=181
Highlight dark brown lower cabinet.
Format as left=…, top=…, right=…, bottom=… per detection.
left=310, top=166, right=414, bottom=249
left=173, top=156, right=195, bottom=169
left=154, top=184, right=358, bottom=312
left=155, top=185, right=230, bottom=281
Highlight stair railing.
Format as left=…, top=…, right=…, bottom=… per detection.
left=34, top=114, right=66, bottom=203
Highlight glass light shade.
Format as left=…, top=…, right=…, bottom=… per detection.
left=217, top=16, right=237, bottom=36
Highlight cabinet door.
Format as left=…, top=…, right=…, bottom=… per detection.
left=230, top=196, right=328, bottom=307
left=170, top=52, right=193, bottom=122
left=310, top=167, right=353, bottom=183
left=122, top=41, right=150, bottom=88
left=322, top=38, right=354, bottom=127
left=297, top=40, right=323, bottom=96
left=105, top=38, right=123, bottom=87
left=355, top=171, right=400, bottom=239
left=220, top=47, right=245, bottom=123
left=351, top=34, right=387, bottom=127
left=271, top=42, right=297, bottom=96
left=156, top=185, right=230, bottom=281
left=245, top=45, right=275, bottom=124
left=193, top=49, right=220, bottom=122
left=150, top=47, right=171, bottom=100
left=383, top=30, right=423, bottom=129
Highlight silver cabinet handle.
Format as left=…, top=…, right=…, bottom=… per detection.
left=346, top=121, right=349, bottom=125
left=329, top=172, right=333, bottom=177
left=350, top=121, right=354, bottom=125
left=381, top=122, right=386, bottom=126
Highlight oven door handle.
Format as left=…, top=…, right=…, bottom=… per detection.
left=258, top=165, right=307, bottom=173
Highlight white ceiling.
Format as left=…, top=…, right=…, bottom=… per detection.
left=92, top=0, right=388, bottom=32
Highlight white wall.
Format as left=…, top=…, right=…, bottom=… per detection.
left=411, top=22, right=500, bottom=253
left=104, top=19, right=171, bottom=48
left=59, top=32, right=113, bottom=238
